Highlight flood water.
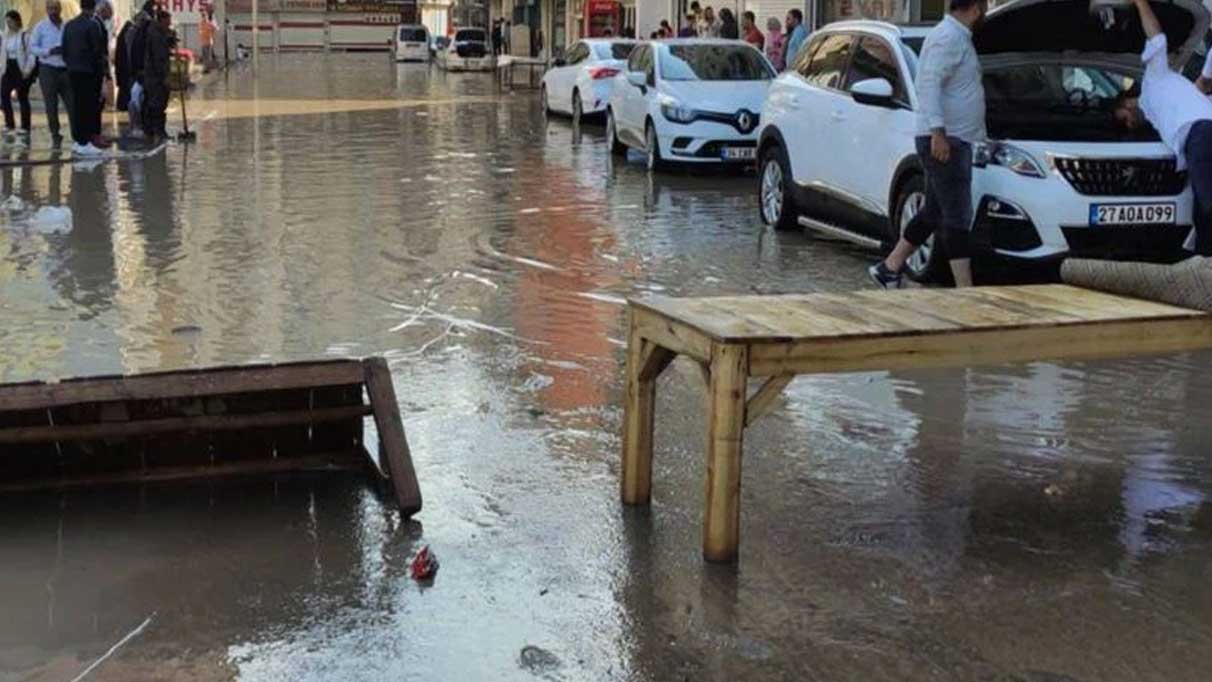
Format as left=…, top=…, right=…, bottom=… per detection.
left=1, top=54, right=1210, bottom=682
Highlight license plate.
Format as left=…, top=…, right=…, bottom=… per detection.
left=722, top=147, right=755, bottom=161
left=1089, top=202, right=1176, bottom=226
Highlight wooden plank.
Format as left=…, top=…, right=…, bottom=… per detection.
left=703, top=342, right=748, bottom=563
left=621, top=326, right=667, bottom=506
left=638, top=341, right=676, bottom=383
left=0, top=451, right=367, bottom=494
left=0, top=405, right=372, bottom=444
left=363, top=357, right=422, bottom=517
left=632, top=305, right=713, bottom=363
left=748, top=317, right=1212, bottom=376
left=744, top=375, right=794, bottom=427
left=0, top=360, right=366, bottom=412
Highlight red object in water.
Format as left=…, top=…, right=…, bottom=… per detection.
left=410, top=545, right=439, bottom=581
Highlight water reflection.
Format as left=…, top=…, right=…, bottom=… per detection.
left=0, top=54, right=1210, bottom=681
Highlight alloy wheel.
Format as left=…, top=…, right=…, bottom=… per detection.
left=899, top=191, right=933, bottom=276
left=761, top=159, right=784, bottom=225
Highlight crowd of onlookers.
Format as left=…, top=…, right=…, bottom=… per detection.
left=624, top=3, right=811, bottom=72
left=0, top=0, right=205, bottom=157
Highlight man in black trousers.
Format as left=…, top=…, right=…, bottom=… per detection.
left=62, top=0, right=107, bottom=156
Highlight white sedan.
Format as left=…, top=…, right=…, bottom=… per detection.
left=542, top=39, right=637, bottom=122
left=606, top=39, right=775, bottom=171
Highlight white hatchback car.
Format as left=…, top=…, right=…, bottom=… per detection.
left=757, top=0, right=1208, bottom=282
left=606, top=39, right=775, bottom=170
left=394, top=24, right=430, bottom=62
left=437, top=28, right=494, bottom=72
left=542, top=39, right=637, bottom=122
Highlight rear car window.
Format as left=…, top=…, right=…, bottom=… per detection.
left=593, top=42, right=636, bottom=60
left=400, top=27, right=427, bottom=42
left=659, top=44, right=775, bottom=81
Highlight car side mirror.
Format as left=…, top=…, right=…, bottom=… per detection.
left=626, top=71, right=647, bottom=89
left=553, top=58, right=566, bottom=67
left=849, top=78, right=896, bottom=108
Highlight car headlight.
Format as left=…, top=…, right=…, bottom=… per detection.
left=990, top=143, right=1045, bottom=178
left=659, top=97, right=697, bottom=124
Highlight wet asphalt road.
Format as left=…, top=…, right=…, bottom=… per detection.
left=0, top=54, right=1211, bottom=682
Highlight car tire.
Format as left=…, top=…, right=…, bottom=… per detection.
left=541, top=86, right=551, bottom=116
left=759, top=144, right=798, bottom=232
left=572, top=90, right=583, bottom=126
left=606, top=109, right=627, bottom=156
left=892, top=174, right=952, bottom=285
left=645, top=121, right=665, bottom=172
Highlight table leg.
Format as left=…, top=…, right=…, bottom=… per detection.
left=703, top=342, right=748, bottom=562
left=621, top=321, right=674, bottom=505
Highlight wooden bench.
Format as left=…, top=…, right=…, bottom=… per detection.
left=0, top=358, right=421, bottom=517
left=620, top=285, right=1212, bottom=562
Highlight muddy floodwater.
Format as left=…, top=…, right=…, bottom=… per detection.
left=1, top=55, right=1211, bottom=682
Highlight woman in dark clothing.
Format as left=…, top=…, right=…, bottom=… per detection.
left=718, top=8, right=739, bottom=39
left=0, top=10, right=37, bottom=140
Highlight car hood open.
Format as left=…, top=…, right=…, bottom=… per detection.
left=974, top=0, right=1209, bottom=71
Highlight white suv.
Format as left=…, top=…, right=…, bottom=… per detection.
left=606, top=39, right=775, bottom=171
left=757, top=0, right=1208, bottom=282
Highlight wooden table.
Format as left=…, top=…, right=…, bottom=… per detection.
left=620, top=285, right=1212, bottom=562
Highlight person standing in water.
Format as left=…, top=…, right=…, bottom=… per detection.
left=31, top=0, right=73, bottom=147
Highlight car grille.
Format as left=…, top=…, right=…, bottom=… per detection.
left=456, top=43, right=486, bottom=58
left=1061, top=225, right=1192, bottom=263
left=1053, top=157, right=1186, bottom=197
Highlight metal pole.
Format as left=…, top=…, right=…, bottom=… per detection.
left=252, top=0, right=259, bottom=66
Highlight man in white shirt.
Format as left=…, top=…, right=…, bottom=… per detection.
left=869, top=0, right=987, bottom=289
left=30, top=0, right=72, bottom=147
left=1114, top=0, right=1212, bottom=255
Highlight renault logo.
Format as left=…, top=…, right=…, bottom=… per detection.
left=736, top=111, right=754, bottom=133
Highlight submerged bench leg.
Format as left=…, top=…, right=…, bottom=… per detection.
left=703, top=342, right=749, bottom=563
left=621, top=323, right=674, bottom=506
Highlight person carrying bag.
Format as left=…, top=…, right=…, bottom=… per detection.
left=1, top=10, right=37, bottom=143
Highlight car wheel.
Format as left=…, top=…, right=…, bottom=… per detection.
left=606, top=109, right=627, bottom=156
left=759, top=144, right=798, bottom=232
left=645, top=121, right=665, bottom=172
left=893, top=174, right=951, bottom=284
left=572, top=90, right=583, bottom=126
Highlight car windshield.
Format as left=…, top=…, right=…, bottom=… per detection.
left=400, top=27, right=427, bottom=42
left=592, top=42, right=636, bottom=60
left=659, top=44, right=774, bottom=81
left=456, top=29, right=486, bottom=42
left=984, top=63, right=1158, bottom=141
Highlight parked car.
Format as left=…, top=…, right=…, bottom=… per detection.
left=606, top=39, right=775, bottom=170
left=437, top=28, right=494, bottom=72
left=758, top=0, right=1209, bottom=282
left=395, top=24, right=430, bottom=62
left=542, top=38, right=637, bottom=121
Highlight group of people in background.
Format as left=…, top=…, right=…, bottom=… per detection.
left=0, top=0, right=179, bottom=157
left=650, top=3, right=810, bottom=72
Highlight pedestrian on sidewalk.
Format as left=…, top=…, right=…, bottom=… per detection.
left=31, top=0, right=72, bottom=147
left=698, top=7, right=719, bottom=37
left=765, top=17, right=784, bottom=70
left=1113, top=0, right=1212, bottom=256
left=782, top=9, right=808, bottom=68
left=0, top=11, right=38, bottom=144
left=719, top=8, right=739, bottom=39
left=141, top=9, right=173, bottom=142
left=62, top=0, right=108, bottom=155
left=742, top=11, right=764, bottom=49
left=126, top=1, right=154, bottom=136
left=114, top=16, right=132, bottom=113
left=869, top=0, right=988, bottom=289
left=199, top=9, right=217, bottom=72
left=678, top=14, right=696, bottom=37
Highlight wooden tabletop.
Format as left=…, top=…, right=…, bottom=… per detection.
left=631, top=285, right=1209, bottom=344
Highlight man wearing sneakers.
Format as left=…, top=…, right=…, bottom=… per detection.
left=62, top=0, right=107, bottom=156
left=869, top=0, right=988, bottom=289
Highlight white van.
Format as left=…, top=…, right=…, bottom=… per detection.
left=395, top=24, right=430, bottom=63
